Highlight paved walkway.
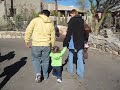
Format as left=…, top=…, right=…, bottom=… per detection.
left=0, top=38, right=120, bottom=90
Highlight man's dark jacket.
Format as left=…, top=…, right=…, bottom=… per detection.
left=63, top=15, right=85, bottom=50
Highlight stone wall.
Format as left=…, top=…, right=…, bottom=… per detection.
left=57, top=25, right=67, bottom=35
left=89, top=29, right=120, bottom=55
left=0, top=25, right=67, bottom=39
left=0, top=31, right=24, bottom=38
left=0, top=27, right=119, bottom=56
left=58, top=27, right=120, bottom=56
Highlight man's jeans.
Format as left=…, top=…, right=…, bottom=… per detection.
left=52, top=66, right=62, bottom=80
left=32, top=46, right=50, bottom=79
left=67, top=49, right=84, bottom=79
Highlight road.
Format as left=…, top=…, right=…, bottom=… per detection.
left=0, top=38, right=120, bottom=90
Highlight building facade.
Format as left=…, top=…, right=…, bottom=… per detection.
left=0, top=0, right=5, bottom=19
left=47, top=2, right=84, bottom=16
left=0, top=0, right=48, bottom=17
left=5, top=0, right=47, bottom=17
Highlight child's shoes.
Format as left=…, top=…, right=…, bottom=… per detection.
left=57, top=79, right=62, bottom=83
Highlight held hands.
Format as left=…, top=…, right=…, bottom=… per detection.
left=26, top=42, right=31, bottom=48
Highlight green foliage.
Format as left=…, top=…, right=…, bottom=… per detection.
left=77, top=0, right=120, bottom=35
left=57, top=12, right=61, bottom=25
left=61, top=16, right=66, bottom=26
left=77, top=0, right=88, bottom=10
left=50, top=10, right=58, bottom=16
left=0, top=7, right=39, bottom=31
left=0, top=19, right=15, bottom=31
left=7, top=19, right=16, bottom=31
left=27, top=11, right=39, bottom=25
left=50, top=10, right=55, bottom=16
left=64, top=11, right=67, bottom=26
left=14, top=8, right=39, bottom=30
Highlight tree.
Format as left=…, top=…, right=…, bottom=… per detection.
left=55, top=0, right=58, bottom=15
left=46, top=0, right=60, bottom=15
left=77, top=0, right=88, bottom=11
left=77, top=0, right=120, bottom=35
left=4, top=0, right=8, bottom=21
left=52, top=0, right=67, bottom=16
left=89, top=0, right=120, bottom=35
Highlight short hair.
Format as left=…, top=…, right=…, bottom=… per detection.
left=41, top=10, right=50, bottom=17
left=70, top=9, right=78, bottom=15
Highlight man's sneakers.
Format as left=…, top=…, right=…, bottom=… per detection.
left=35, top=73, right=62, bottom=83
left=57, top=79, right=62, bottom=83
left=35, top=73, right=41, bottom=83
left=43, top=77, right=48, bottom=81
left=52, top=75, right=56, bottom=77
left=52, top=74, right=56, bottom=77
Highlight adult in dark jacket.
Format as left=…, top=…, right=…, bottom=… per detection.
left=63, top=9, right=85, bottom=79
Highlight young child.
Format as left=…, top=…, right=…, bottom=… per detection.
left=49, top=46, right=67, bottom=83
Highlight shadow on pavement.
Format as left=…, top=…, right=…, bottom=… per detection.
left=0, top=57, right=27, bottom=89
left=62, top=52, right=77, bottom=70
left=0, top=51, right=15, bottom=63
left=62, top=58, right=68, bottom=67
